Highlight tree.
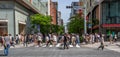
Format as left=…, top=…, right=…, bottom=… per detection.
left=30, top=14, right=51, bottom=34
left=50, top=24, right=64, bottom=34
left=67, top=14, right=84, bottom=34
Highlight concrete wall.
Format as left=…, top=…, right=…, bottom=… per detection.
left=15, top=2, right=31, bottom=35
left=0, top=1, right=15, bottom=36
left=0, top=9, right=14, bottom=36
left=15, top=10, right=28, bottom=34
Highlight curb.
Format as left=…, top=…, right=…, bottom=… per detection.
left=0, top=43, right=34, bottom=51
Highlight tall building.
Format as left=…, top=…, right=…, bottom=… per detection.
left=0, top=0, right=48, bottom=37
left=70, top=2, right=80, bottom=17
left=82, top=0, right=120, bottom=38
left=81, top=0, right=100, bottom=33
left=50, top=0, right=58, bottom=25
left=57, top=11, right=63, bottom=26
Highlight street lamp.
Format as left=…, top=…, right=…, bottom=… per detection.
left=83, top=0, right=87, bottom=34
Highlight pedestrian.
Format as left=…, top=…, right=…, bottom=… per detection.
left=0, top=36, right=3, bottom=47
left=109, top=34, right=113, bottom=44
left=3, top=34, right=11, bottom=56
left=71, top=34, right=76, bottom=46
left=37, top=34, right=42, bottom=47
left=97, top=42, right=104, bottom=50
left=114, top=34, right=117, bottom=42
left=23, top=34, right=29, bottom=47
left=53, top=34, right=57, bottom=46
left=15, top=34, right=19, bottom=44
left=92, top=33, right=95, bottom=44
left=45, top=34, right=50, bottom=47
left=75, top=34, right=80, bottom=47
left=63, top=33, right=69, bottom=49
left=9, top=34, right=15, bottom=47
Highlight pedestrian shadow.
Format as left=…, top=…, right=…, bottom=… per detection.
left=0, top=54, right=5, bottom=56
left=116, top=44, right=120, bottom=47
left=57, top=47, right=64, bottom=50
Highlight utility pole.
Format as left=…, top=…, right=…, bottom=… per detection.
left=84, top=0, right=87, bottom=34
left=48, top=0, right=51, bottom=15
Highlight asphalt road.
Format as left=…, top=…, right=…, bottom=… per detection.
left=0, top=46, right=120, bottom=57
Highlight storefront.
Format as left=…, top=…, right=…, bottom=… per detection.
left=0, top=20, right=8, bottom=36
left=101, top=0, right=120, bottom=38
left=0, top=1, right=31, bottom=37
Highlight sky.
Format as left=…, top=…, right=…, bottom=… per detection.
left=52, top=0, right=79, bottom=25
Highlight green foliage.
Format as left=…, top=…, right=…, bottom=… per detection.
left=40, top=25, right=51, bottom=34
left=67, top=14, right=84, bottom=34
left=30, top=14, right=51, bottom=34
left=80, top=36, right=84, bottom=43
left=51, top=24, right=64, bottom=34
left=30, top=14, right=64, bottom=34
left=92, top=19, right=99, bottom=26
left=30, top=14, right=51, bottom=25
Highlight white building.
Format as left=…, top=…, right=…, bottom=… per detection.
left=0, top=0, right=48, bottom=37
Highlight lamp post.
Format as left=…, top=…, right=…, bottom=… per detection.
left=83, top=0, right=87, bottom=34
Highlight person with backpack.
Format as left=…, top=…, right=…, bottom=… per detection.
left=15, top=34, right=19, bottom=44
left=9, top=34, right=15, bottom=47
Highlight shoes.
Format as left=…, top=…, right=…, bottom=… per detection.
left=69, top=45, right=73, bottom=47
left=76, top=44, right=80, bottom=48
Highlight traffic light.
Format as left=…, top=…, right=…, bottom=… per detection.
left=66, top=6, right=73, bottom=8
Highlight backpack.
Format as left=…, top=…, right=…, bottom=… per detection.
left=12, top=37, right=14, bottom=41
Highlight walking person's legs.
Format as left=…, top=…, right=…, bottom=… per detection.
left=64, top=42, right=66, bottom=49
left=101, top=46, right=104, bottom=50
left=4, top=44, right=10, bottom=56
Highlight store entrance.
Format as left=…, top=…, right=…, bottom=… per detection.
left=0, top=22, right=8, bottom=36
left=19, top=23, right=25, bottom=34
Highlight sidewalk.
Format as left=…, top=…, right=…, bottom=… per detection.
left=81, top=42, right=120, bottom=53
left=0, top=43, right=34, bottom=51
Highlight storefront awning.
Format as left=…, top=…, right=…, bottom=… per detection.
left=102, top=24, right=120, bottom=27
left=0, top=20, right=8, bottom=22
left=92, top=25, right=99, bottom=29
left=19, top=21, right=26, bottom=24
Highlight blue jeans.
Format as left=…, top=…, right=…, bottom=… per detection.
left=76, top=38, right=80, bottom=45
left=4, top=44, right=10, bottom=56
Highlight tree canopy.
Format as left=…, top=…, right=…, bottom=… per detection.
left=30, top=14, right=51, bottom=25
left=30, top=14, right=64, bottom=34
left=67, top=14, right=84, bottom=34
left=30, top=14, right=51, bottom=34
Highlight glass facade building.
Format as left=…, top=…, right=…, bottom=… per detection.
left=102, top=0, right=120, bottom=24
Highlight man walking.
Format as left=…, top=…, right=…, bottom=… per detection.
left=63, top=33, right=69, bottom=49
left=3, top=34, right=11, bottom=56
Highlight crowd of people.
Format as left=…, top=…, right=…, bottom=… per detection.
left=0, top=32, right=119, bottom=56
left=82, top=33, right=118, bottom=50
left=82, top=33, right=118, bottom=44
left=0, top=33, right=81, bottom=56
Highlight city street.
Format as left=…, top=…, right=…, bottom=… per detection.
left=0, top=0, right=120, bottom=57
left=0, top=46, right=120, bottom=57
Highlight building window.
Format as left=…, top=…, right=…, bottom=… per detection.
left=102, top=1, right=120, bottom=24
